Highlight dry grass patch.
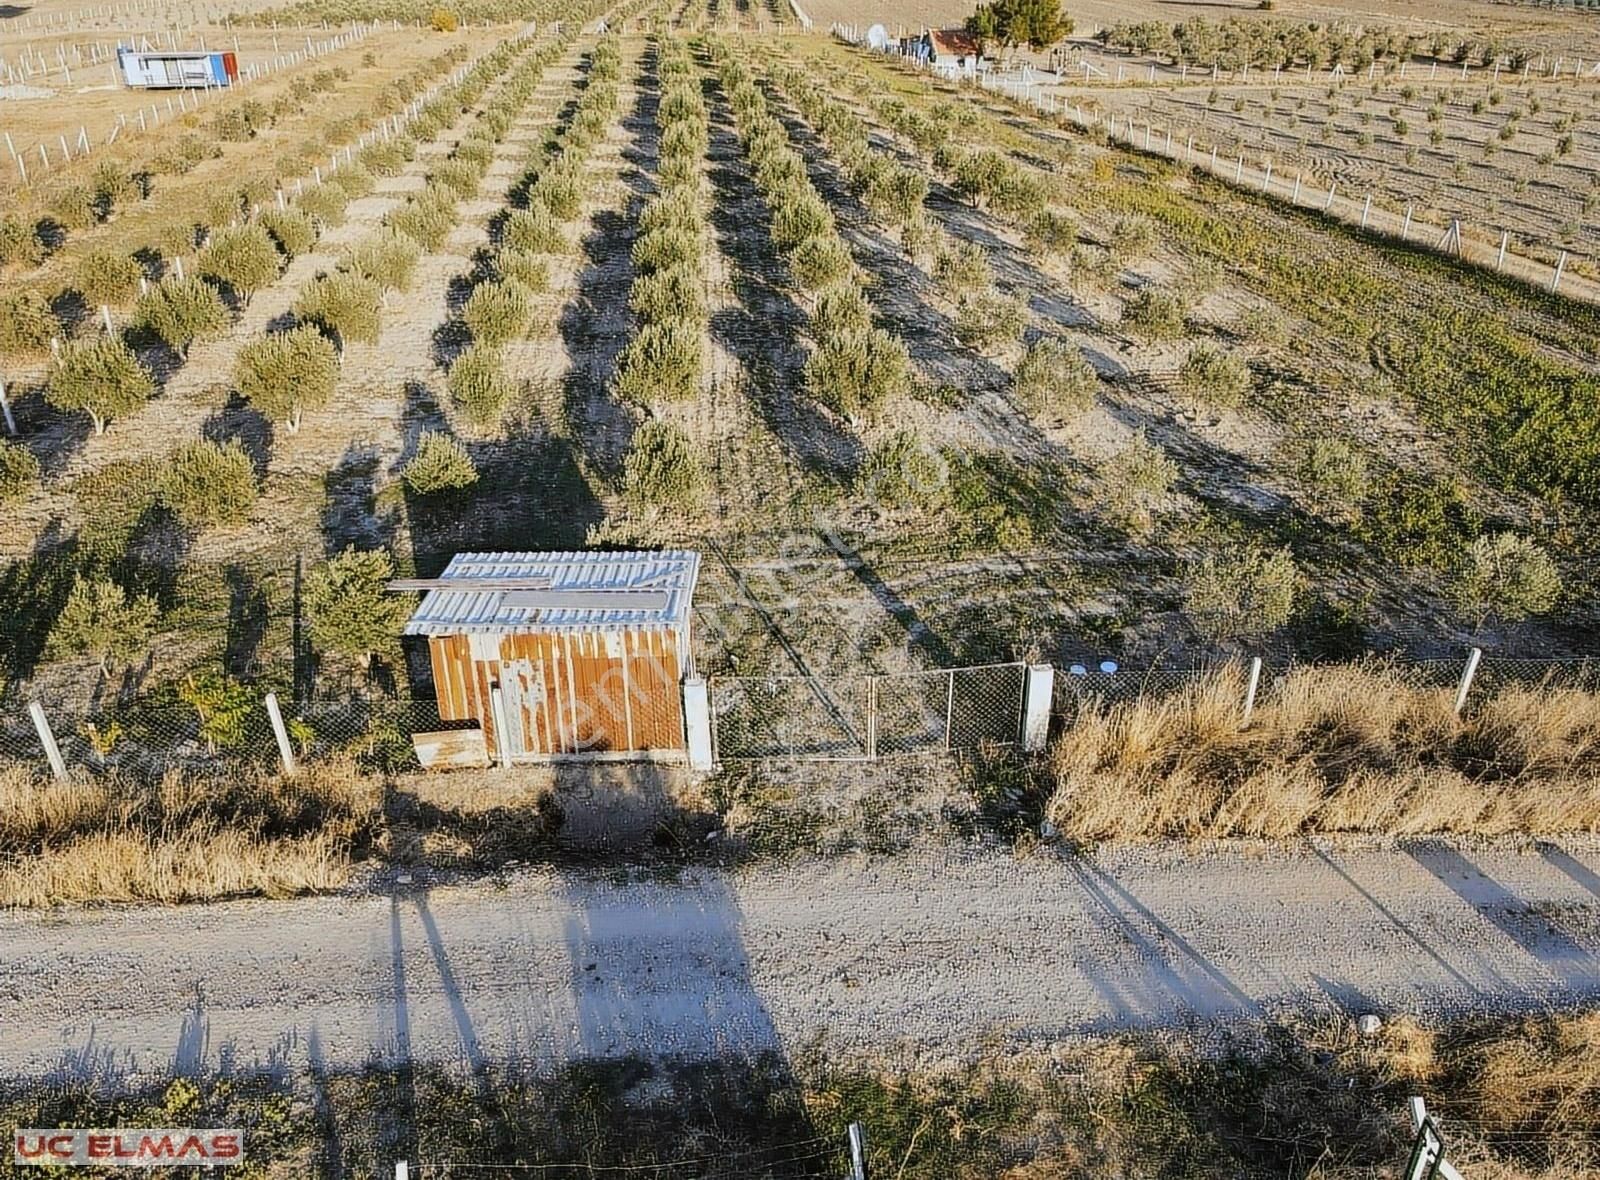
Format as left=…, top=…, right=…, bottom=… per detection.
left=1048, top=662, right=1600, bottom=841
left=0, top=757, right=380, bottom=906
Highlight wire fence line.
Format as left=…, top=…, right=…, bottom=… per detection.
left=2, top=650, right=1595, bottom=780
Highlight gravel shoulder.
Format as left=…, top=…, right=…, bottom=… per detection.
left=3, top=836, right=1600, bottom=1083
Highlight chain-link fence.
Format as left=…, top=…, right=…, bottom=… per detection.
left=2, top=650, right=1595, bottom=778
left=711, top=662, right=1027, bottom=761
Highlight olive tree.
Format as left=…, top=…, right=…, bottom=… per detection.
left=0, top=439, right=41, bottom=503
left=45, top=576, right=160, bottom=672
left=197, top=224, right=281, bottom=306
left=448, top=344, right=516, bottom=430
left=234, top=326, right=339, bottom=434
left=1178, top=344, right=1252, bottom=407
left=305, top=546, right=410, bottom=670
left=1013, top=338, right=1097, bottom=420
left=342, top=229, right=421, bottom=298
left=258, top=208, right=318, bottom=259
left=402, top=430, right=478, bottom=495
left=134, top=275, right=230, bottom=356
left=622, top=421, right=706, bottom=510
left=75, top=249, right=144, bottom=307
left=1101, top=428, right=1178, bottom=534
left=614, top=323, right=702, bottom=405
left=1453, top=532, right=1561, bottom=627
left=1185, top=543, right=1298, bottom=641
left=463, top=278, right=535, bottom=345
left=954, top=290, right=1028, bottom=355
left=293, top=271, right=382, bottom=354
left=0, top=289, right=59, bottom=358
left=859, top=431, right=949, bottom=511
left=158, top=438, right=258, bottom=529
left=804, top=327, right=911, bottom=421
left=47, top=336, right=156, bottom=434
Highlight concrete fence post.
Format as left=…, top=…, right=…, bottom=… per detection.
left=683, top=676, right=713, bottom=770
left=265, top=692, right=296, bottom=776
left=1241, top=657, right=1263, bottom=728
left=1022, top=664, right=1053, bottom=752
left=1453, top=647, right=1483, bottom=716
left=29, top=701, right=69, bottom=782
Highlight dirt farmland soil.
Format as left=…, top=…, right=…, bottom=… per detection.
left=2, top=838, right=1598, bottom=1081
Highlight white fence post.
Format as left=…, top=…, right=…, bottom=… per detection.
left=847, top=1123, right=867, bottom=1180
left=1022, top=664, right=1053, bottom=752
left=1453, top=647, right=1483, bottom=716
left=29, top=701, right=69, bottom=782
left=394, top=1164, right=409, bottom=1180
left=1241, top=656, right=1263, bottom=728
left=265, top=692, right=296, bottom=776
left=683, top=676, right=713, bottom=770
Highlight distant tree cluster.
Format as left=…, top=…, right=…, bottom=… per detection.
left=967, top=0, right=1074, bottom=54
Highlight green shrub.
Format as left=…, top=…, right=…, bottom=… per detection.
left=1013, top=339, right=1097, bottom=420
left=1238, top=306, right=1290, bottom=347
left=1108, top=215, right=1156, bottom=259
left=1297, top=437, right=1368, bottom=521
left=771, top=193, right=832, bottom=252
left=494, top=248, right=549, bottom=294
left=788, top=234, right=852, bottom=291
left=432, top=158, right=480, bottom=200
left=134, top=275, right=230, bottom=356
left=1453, top=532, right=1561, bottom=626
left=622, top=421, right=706, bottom=510
left=327, top=162, right=377, bottom=200
left=158, top=438, right=257, bottom=529
left=305, top=546, right=410, bottom=669
left=463, top=279, right=535, bottom=345
left=258, top=208, right=318, bottom=258
left=341, top=229, right=421, bottom=295
left=45, top=576, right=159, bottom=672
left=933, top=240, right=992, bottom=298
left=197, top=224, right=281, bottom=306
left=298, top=183, right=350, bottom=230
left=628, top=264, right=705, bottom=327
left=804, top=328, right=910, bottom=421
left=0, top=289, right=59, bottom=358
left=52, top=184, right=98, bottom=230
left=863, top=167, right=927, bottom=227
left=402, top=430, right=478, bottom=495
left=46, top=336, right=156, bottom=434
left=75, top=249, right=144, bottom=306
left=1102, top=428, right=1178, bottom=534
left=1185, top=543, right=1298, bottom=641
left=531, top=167, right=581, bottom=220
left=859, top=431, right=948, bottom=510
left=639, top=189, right=701, bottom=236
left=293, top=271, right=383, bottom=351
left=0, top=439, right=41, bottom=503
left=0, top=215, right=45, bottom=268
left=614, top=323, right=702, bottom=404
left=448, top=344, right=516, bottom=430
left=1178, top=345, right=1252, bottom=407
left=503, top=202, right=566, bottom=255
left=1359, top=474, right=1480, bottom=569
left=954, top=290, right=1027, bottom=355
left=234, top=326, right=339, bottom=433
left=1122, top=288, right=1187, bottom=340
left=631, top=224, right=701, bottom=273
left=812, top=284, right=872, bottom=340
left=386, top=188, right=455, bottom=251
left=952, top=150, right=1010, bottom=207
left=1026, top=209, right=1078, bottom=255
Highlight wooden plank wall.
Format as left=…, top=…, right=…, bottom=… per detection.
left=426, top=629, right=685, bottom=758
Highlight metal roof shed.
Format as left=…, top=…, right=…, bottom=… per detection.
left=401, top=550, right=700, bottom=763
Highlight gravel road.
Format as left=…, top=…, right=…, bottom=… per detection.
left=4, top=838, right=1600, bottom=1082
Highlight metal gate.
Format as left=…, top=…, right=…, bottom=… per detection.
left=710, top=662, right=1026, bottom=761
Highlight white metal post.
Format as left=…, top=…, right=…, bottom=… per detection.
left=0, top=380, right=16, bottom=435
left=848, top=1123, right=867, bottom=1180
left=1022, top=664, right=1053, bottom=752
left=1241, top=657, right=1263, bottom=728
left=489, top=683, right=513, bottom=768
left=29, top=701, right=69, bottom=782
left=1453, top=647, right=1483, bottom=716
left=682, top=676, right=713, bottom=770
left=394, top=1165, right=409, bottom=1180
left=265, top=692, right=297, bottom=776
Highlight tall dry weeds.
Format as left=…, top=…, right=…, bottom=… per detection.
left=0, top=758, right=380, bottom=907
left=1048, top=662, right=1600, bottom=841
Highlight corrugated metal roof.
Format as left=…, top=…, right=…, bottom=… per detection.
left=402, top=549, right=700, bottom=636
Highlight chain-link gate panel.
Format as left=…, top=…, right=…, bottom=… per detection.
left=711, top=675, right=872, bottom=760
